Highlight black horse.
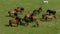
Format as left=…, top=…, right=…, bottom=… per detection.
left=33, top=7, right=42, bottom=14
left=47, top=10, right=56, bottom=15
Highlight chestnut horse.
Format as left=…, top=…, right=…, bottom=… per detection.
left=44, top=15, right=56, bottom=21
left=9, top=18, right=19, bottom=27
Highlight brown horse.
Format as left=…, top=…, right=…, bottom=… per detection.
left=23, top=11, right=37, bottom=26
left=9, top=18, right=19, bottom=27
left=31, top=15, right=37, bottom=21
left=26, top=12, right=32, bottom=18
left=44, top=15, right=56, bottom=21
left=25, top=11, right=37, bottom=21
left=15, top=7, right=24, bottom=13
left=8, top=10, right=17, bottom=17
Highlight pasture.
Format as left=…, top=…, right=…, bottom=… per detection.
left=0, top=0, right=60, bottom=34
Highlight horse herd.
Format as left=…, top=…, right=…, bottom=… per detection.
left=8, top=7, right=56, bottom=27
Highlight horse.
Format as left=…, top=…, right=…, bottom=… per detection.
left=15, top=7, right=24, bottom=13
left=23, top=15, right=37, bottom=26
left=9, top=16, right=23, bottom=27
left=33, top=7, right=42, bottom=14
left=23, top=11, right=37, bottom=26
left=23, top=12, right=32, bottom=25
left=47, top=10, right=56, bottom=15
left=8, top=10, right=18, bottom=17
left=44, top=15, right=56, bottom=21
left=9, top=18, right=19, bottom=27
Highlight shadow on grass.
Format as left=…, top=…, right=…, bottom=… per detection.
left=5, top=24, right=10, bottom=27
left=40, top=18, right=46, bottom=22
left=20, top=23, right=25, bottom=26
left=5, top=23, right=25, bottom=27
left=5, top=15, right=15, bottom=18
left=32, top=25, right=39, bottom=28
left=5, top=24, right=17, bottom=27
left=40, top=18, right=52, bottom=22
left=5, top=15, right=10, bottom=17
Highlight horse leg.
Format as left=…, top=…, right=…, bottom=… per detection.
left=17, top=23, right=19, bottom=27
left=36, top=21, right=39, bottom=27
left=26, top=22, right=29, bottom=26
left=54, top=16, right=56, bottom=19
left=9, top=22, right=12, bottom=27
left=51, top=18, right=52, bottom=20
left=25, top=22, right=29, bottom=26
left=9, top=13, right=11, bottom=16
left=20, top=21, right=22, bottom=25
left=45, top=17, right=47, bottom=21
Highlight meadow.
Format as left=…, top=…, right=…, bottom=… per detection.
left=0, top=0, right=60, bottom=34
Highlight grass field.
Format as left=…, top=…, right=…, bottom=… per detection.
left=0, top=0, right=60, bottom=34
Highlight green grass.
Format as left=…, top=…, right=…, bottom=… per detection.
left=0, top=0, right=60, bottom=34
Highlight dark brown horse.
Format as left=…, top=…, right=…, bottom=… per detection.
left=15, top=7, right=24, bottom=13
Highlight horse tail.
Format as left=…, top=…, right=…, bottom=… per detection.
left=54, top=16, right=56, bottom=19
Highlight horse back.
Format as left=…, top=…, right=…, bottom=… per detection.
left=46, top=15, right=54, bottom=19
left=9, top=19, right=18, bottom=24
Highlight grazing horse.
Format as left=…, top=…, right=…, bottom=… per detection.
left=15, top=7, right=24, bottom=13
left=9, top=18, right=19, bottom=27
left=47, top=10, right=56, bottom=15
left=33, top=7, right=42, bottom=14
left=44, top=15, right=56, bottom=21
left=8, top=10, right=18, bottom=17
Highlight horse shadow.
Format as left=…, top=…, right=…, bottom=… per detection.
left=40, top=18, right=46, bottom=22
left=31, top=25, right=39, bottom=28
left=20, top=23, right=25, bottom=26
left=5, top=15, right=15, bottom=18
left=5, top=24, right=9, bottom=27
left=5, top=23, right=25, bottom=27
left=5, top=15, right=10, bottom=17
left=40, top=18, right=52, bottom=22
left=5, top=24, right=17, bottom=27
